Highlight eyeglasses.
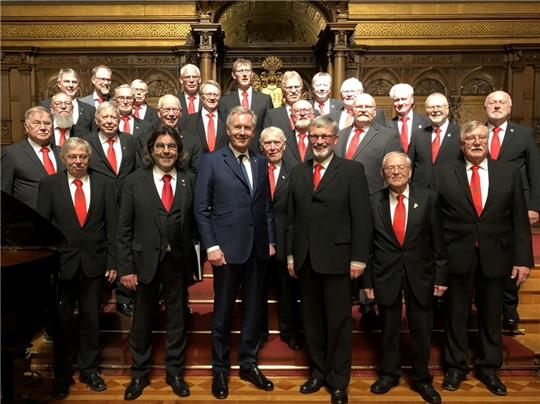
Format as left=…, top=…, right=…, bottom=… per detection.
left=28, top=120, right=52, bottom=127
left=154, top=143, right=178, bottom=151
left=292, top=108, right=312, bottom=114
left=463, top=135, right=488, bottom=144
left=114, top=96, right=134, bottom=102
left=486, top=99, right=509, bottom=106
left=235, top=69, right=251, bottom=74
left=53, top=101, right=72, bottom=107
left=308, top=134, right=335, bottom=142
left=261, top=140, right=285, bottom=147
left=353, top=105, right=375, bottom=110
left=383, top=165, right=409, bottom=174
left=160, top=107, right=181, bottom=113
left=181, top=75, right=200, bottom=80
left=202, top=92, right=220, bottom=98
left=284, top=85, right=302, bottom=90
left=94, top=77, right=112, bottom=82
left=425, top=105, right=448, bottom=111
left=65, top=154, right=89, bottom=161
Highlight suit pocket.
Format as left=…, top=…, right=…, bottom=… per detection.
left=334, top=233, right=351, bottom=245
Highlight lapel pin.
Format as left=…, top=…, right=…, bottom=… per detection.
left=181, top=178, right=186, bottom=187
left=418, top=125, right=423, bottom=128
left=413, top=203, right=418, bottom=209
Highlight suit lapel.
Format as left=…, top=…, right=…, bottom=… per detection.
left=499, top=123, right=515, bottom=157
left=378, top=189, right=398, bottom=245
left=195, top=113, right=210, bottom=151
left=353, top=125, right=377, bottom=159
left=170, top=171, right=186, bottom=226
left=482, top=160, right=495, bottom=214
left=314, top=155, right=339, bottom=194
left=22, top=141, right=50, bottom=175
left=59, top=171, right=83, bottom=227
left=249, top=151, right=259, bottom=196
left=223, top=148, right=251, bottom=192
left=89, top=134, right=112, bottom=172
left=143, top=169, right=163, bottom=225
left=454, top=161, right=477, bottom=216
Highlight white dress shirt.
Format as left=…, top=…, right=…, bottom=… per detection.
left=465, top=158, right=489, bottom=209
left=67, top=172, right=91, bottom=211
left=27, top=138, right=58, bottom=171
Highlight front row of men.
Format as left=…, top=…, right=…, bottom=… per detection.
left=13, top=102, right=533, bottom=403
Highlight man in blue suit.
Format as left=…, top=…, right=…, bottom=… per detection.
left=195, top=106, right=276, bottom=399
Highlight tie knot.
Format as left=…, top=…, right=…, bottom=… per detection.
left=122, top=115, right=130, bottom=122
left=298, top=132, right=306, bottom=139
left=268, top=163, right=276, bottom=171
left=73, top=178, right=83, bottom=187
left=207, top=112, right=214, bottom=119
left=242, top=91, right=248, bottom=97
left=188, top=95, right=195, bottom=101
left=355, top=128, right=363, bottom=136
left=133, top=105, right=140, bottom=111
left=238, top=154, right=246, bottom=163
left=471, top=165, right=480, bottom=173
left=435, top=127, right=441, bottom=135
left=107, top=138, right=115, bottom=146
left=40, top=146, right=49, bottom=154
left=162, top=174, right=172, bottom=183
left=493, top=126, right=501, bottom=135
left=98, top=96, right=105, bottom=103
left=314, top=163, right=323, bottom=173
left=401, top=116, right=408, bottom=123
left=397, top=193, right=404, bottom=202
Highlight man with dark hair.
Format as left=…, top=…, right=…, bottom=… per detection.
left=80, top=65, right=113, bottom=108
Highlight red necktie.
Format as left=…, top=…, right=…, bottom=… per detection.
left=346, top=128, right=363, bottom=160
left=121, top=115, right=131, bottom=134
left=393, top=194, right=406, bottom=246
left=432, top=127, right=441, bottom=163
left=106, top=138, right=118, bottom=174
left=73, top=178, right=87, bottom=227
left=241, top=91, right=249, bottom=109
left=188, top=96, right=195, bottom=114
left=207, top=113, right=216, bottom=152
left=40, top=147, right=56, bottom=175
left=313, top=163, right=323, bottom=190
left=319, top=103, right=326, bottom=115
left=268, top=163, right=276, bottom=200
left=58, top=128, right=66, bottom=147
left=133, top=105, right=140, bottom=119
left=297, top=132, right=307, bottom=162
left=470, top=165, right=483, bottom=216
left=161, top=174, right=173, bottom=212
left=490, top=126, right=502, bottom=160
left=400, top=116, right=409, bottom=153
left=98, top=96, right=105, bottom=104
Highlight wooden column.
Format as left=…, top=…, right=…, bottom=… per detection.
left=190, top=22, right=224, bottom=82
left=327, top=22, right=357, bottom=99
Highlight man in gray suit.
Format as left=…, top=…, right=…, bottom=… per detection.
left=311, top=72, right=343, bottom=116
left=80, top=65, right=113, bottom=108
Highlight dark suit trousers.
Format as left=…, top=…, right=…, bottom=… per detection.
left=378, top=269, right=433, bottom=384
left=444, top=249, right=505, bottom=374
left=54, top=268, right=102, bottom=379
left=130, top=253, right=187, bottom=378
left=503, top=276, right=519, bottom=313
left=212, top=250, right=267, bottom=373
left=298, top=256, right=352, bottom=390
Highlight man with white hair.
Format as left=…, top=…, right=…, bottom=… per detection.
left=131, top=79, right=160, bottom=130
left=311, top=72, right=343, bottom=116
left=177, top=64, right=202, bottom=115
left=264, top=70, right=304, bottom=134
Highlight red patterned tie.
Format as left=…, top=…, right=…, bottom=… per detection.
left=242, top=91, right=249, bottom=109
left=346, top=128, right=363, bottom=160
left=73, top=178, right=87, bottom=227
left=133, top=105, right=140, bottom=119
left=297, top=132, right=307, bottom=162
left=58, top=128, right=66, bottom=147
left=207, top=113, right=216, bottom=152
left=490, top=126, right=501, bottom=160
left=188, top=96, right=195, bottom=114
left=393, top=194, right=406, bottom=246
left=121, top=115, right=131, bottom=134
left=106, top=138, right=118, bottom=174
left=268, top=163, right=276, bottom=200
left=41, top=147, right=56, bottom=175
left=470, top=165, right=483, bottom=216
left=400, top=116, right=409, bottom=153
left=431, top=127, right=441, bottom=163
left=161, top=174, right=173, bottom=212
left=313, top=163, right=323, bottom=190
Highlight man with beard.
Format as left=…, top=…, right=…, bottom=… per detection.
left=177, top=64, right=202, bottom=115
left=80, top=65, right=113, bottom=108
left=282, top=100, right=314, bottom=168
left=131, top=79, right=160, bottom=130
left=41, top=68, right=95, bottom=131
left=483, top=90, right=540, bottom=330
left=49, top=92, right=91, bottom=147
left=286, top=115, right=372, bottom=404
left=264, top=70, right=304, bottom=134
left=311, top=72, right=342, bottom=116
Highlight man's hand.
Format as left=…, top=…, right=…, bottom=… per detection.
left=287, top=262, right=297, bottom=279
left=350, top=265, right=364, bottom=280
left=433, top=285, right=448, bottom=297
left=121, top=274, right=138, bottom=291
left=208, top=248, right=227, bottom=267
left=363, top=288, right=375, bottom=300
left=528, top=210, right=539, bottom=225
left=511, top=266, right=530, bottom=287
left=269, top=244, right=276, bottom=257
left=105, top=269, right=117, bottom=283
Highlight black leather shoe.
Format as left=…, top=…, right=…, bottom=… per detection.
left=124, top=377, right=150, bottom=400
left=331, top=388, right=348, bottom=404
left=240, top=365, right=274, bottom=391
left=80, top=372, right=107, bottom=392
left=285, top=335, right=301, bottom=351
left=52, top=377, right=73, bottom=400
left=475, top=371, right=507, bottom=396
left=212, top=372, right=228, bottom=399
left=412, top=383, right=441, bottom=404
left=166, top=375, right=190, bottom=397
left=300, top=377, right=324, bottom=394
left=370, top=376, right=399, bottom=394
left=442, top=368, right=466, bottom=391
left=503, top=309, right=519, bottom=331
left=116, top=302, right=134, bottom=317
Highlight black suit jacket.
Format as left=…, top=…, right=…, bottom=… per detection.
left=180, top=110, right=228, bottom=153
left=494, top=121, right=540, bottom=212
left=264, top=106, right=293, bottom=135
left=41, top=98, right=96, bottom=132
left=140, top=104, right=161, bottom=130
left=286, top=155, right=372, bottom=274
left=50, top=125, right=92, bottom=147
left=434, top=159, right=533, bottom=277
left=271, top=161, right=291, bottom=261
left=364, top=186, right=448, bottom=306
left=1, top=140, right=65, bottom=209
left=117, top=167, right=197, bottom=284
left=37, top=170, right=118, bottom=280
left=336, top=123, right=403, bottom=194
left=312, top=98, right=343, bottom=116
left=412, top=122, right=461, bottom=189
left=282, top=129, right=313, bottom=169
left=178, top=91, right=201, bottom=116
left=387, top=112, right=429, bottom=164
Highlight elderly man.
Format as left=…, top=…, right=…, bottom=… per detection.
left=264, top=70, right=304, bottom=134
left=282, top=100, right=314, bottom=168
left=37, top=137, right=118, bottom=399
left=411, top=93, right=461, bottom=189
left=259, top=126, right=301, bottom=351
left=182, top=80, right=228, bottom=153
left=131, top=79, right=160, bottom=130
left=2, top=106, right=64, bottom=209
left=311, top=72, right=343, bottom=116
left=434, top=121, right=533, bottom=396
left=387, top=83, right=428, bottom=157
left=112, top=84, right=152, bottom=138
left=363, top=151, right=447, bottom=404
left=177, top=64, right=202, bottom=115
left=41, top=68, right=95, bottom=131
left=287, top=115, right=372, bottom=404
left=118, top=126, right=198, bottom=400
left=336, top=93, right=402, bottom=194
left=219, top=58, right=273, bottom=141
left=195, top=106, right=276, bottom=399
left=80, top=65, right=113, bottom=108
left=484, top=90, right=540, bottom=330
left=49, top=92, right=91, bottom=147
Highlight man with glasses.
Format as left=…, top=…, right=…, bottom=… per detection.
left=311, top=72, right=343, bottom=116
left=81, top=65, right=113, bottom=108
left=131, top=79, right=161, bottom=130
left=434, top=121, right=533, bottom=396
left=49, top=92, right=91, bottom=147
left=264, top=70, right=304, bottom=134
left=113, top=84, right=152, bottom=139
left=286, top=115, right=372, bottom=404
left=282, top=100, right=314, bottom=168
left=177, top=64, right=202, bottom=115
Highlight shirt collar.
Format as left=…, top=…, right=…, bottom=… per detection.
left=68, top=172, right=89, bottom=184
left=153, top=165, right=177, bottom=180
left=465, top=158, right=488, bottom=170
left=313, top=152, right=334, bottom=170
left=98, top=132, right=118, bottom=144
left=229, top=144, right=250, bottom=161
left=389, top=184, right=410, bottom=200
left=487, top=120, right=508, bottom=132
left=27, top=137, right=50, bottom=151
